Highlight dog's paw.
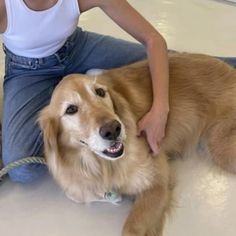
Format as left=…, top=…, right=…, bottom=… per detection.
left=65, top=190, right=107, bottom=204
left=123, top=224, right=161, bottom=236
left=122, top=225, right=145, bottom=236
left=122, top=231, right=142, bottom=236
left=66, top=192, right=84, bottom=203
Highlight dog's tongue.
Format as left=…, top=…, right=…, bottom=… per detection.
left=106, top=142, right=122, bottom=154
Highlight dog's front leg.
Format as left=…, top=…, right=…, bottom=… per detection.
left=122, top=152, right=171, bottom=236
left=122, top=182, right=170, bottom=236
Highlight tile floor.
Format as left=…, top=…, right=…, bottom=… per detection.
left=1, top=0, right=236, bottom=236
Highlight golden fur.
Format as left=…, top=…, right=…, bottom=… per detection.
left=39, top=53, right=236, bottom=236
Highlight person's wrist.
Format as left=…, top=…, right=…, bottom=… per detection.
left=151, top=102, right=169, bottom=116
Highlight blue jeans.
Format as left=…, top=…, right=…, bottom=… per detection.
left=2, top=27, right=147, bottom=183
left=217, top=56, right=236, bottom=68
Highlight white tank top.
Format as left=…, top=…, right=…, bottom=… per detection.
left=3, top=0, right=80, bottom=58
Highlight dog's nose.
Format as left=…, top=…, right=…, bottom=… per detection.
left=99, top=120, right=121, bottom=140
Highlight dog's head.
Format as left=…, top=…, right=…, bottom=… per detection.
left=39, top=74, right=126, bottom=161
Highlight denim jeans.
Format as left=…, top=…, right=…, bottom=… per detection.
left=2, top=27, right=147, bottom=183
left=217, top=56, right=236, bottom=68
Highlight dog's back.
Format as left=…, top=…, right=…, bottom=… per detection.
left=100, top=53, right=236, bottom=172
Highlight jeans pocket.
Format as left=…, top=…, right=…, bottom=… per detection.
left=5, top=58, right=31, bottom=77
left=9, top=60, right=33, bottom=70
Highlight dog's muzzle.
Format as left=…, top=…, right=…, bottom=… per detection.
left=99, top=120, right=124, bottom=158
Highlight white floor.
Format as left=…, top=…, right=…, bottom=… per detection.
left=1, top=0, right=236, bottom=236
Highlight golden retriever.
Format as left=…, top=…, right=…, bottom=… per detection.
left=39, top=53, right=236, bottom=236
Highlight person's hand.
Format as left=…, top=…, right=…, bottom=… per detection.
left=137, top=106, right=169, bottom=155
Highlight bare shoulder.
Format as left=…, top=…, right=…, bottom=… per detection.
left=0, top=0, right=7, bottom=33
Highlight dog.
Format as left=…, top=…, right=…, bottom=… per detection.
left=39, top=53, right=236, bottom=236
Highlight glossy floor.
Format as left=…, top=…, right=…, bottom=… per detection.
left=1, top=1, right=236, bottom=236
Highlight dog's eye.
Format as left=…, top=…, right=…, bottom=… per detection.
left=95, top=88, right=106, bottom=97
left=65, top=105, right=78, bottom=115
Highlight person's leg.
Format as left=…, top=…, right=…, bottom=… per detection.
left=1, top=28, right=145, bottom=183
left=217, top=56, right=236, bottom=68
left=66, top=29, right=236, bottom=72
left=2, top=50, right=65, bottom=183
left=65, top=29, right=146, bottom=74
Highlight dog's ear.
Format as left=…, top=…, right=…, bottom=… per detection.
left=108, top=88, right=128, bottom=116
left=38, top=106, right=61, bottom=160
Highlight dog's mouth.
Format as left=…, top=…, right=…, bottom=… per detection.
left=102, top=141, right=124, bottom=158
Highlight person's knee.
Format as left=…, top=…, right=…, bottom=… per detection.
left=2, top=130, right=47, bottom=183
left=8, top=163, right=47, bottom=183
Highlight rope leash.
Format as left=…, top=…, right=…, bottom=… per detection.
left=0, top=157, right=46, bottom=181
left=0, top=157, right=122, bottom=204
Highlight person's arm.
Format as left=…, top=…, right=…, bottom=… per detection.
left=0, top=0, right=7, bottom=33
left=78, top=0, right=169, bottom=154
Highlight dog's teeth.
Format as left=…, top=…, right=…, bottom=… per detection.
left=107, top=142, right=122, bottom=153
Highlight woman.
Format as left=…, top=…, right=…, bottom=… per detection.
left=0, top=0, right=169, bottom=183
